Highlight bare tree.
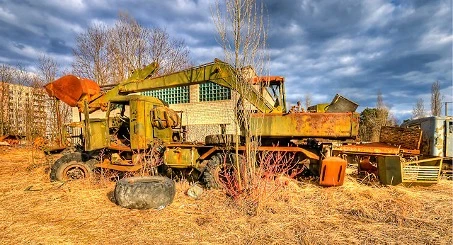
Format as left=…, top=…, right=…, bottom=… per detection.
left=11, top=65, right=32, bottom=136
left=412, top=98, right=426, bottom=119
left=149, top=28, right=191, bottom=75
left=73, top=24, right=110, bottom=85
left=73, top=13, right=191, bottom=85
left=38, top=55, right=69, bottom=145
left=107, top=12, right=149, bottom=82
left=303, top=93, right=312, bottom=110
left=38, top=56, right=58, bottom=84
left=29, top=75, right=47, bottom=138
left=213, top=0, right=268, bottom=197
left=373, top=91, right=390, bottom=141
left=431, top=81, right=442, bottom=116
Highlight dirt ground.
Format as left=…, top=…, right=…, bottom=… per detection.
left=0, top=146, right=452, bottom=244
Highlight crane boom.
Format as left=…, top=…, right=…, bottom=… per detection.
left=46, top=59, right=280, bottom=114
left=97, top=59, right=276, bottom=113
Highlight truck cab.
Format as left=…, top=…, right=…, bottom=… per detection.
left=83, top=95, right=177, bottom=152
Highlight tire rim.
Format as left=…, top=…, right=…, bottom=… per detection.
left=63, top=161, right=89, bottom=180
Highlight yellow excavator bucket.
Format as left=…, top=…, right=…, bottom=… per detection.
left=44, top=75, right=100, bottom=107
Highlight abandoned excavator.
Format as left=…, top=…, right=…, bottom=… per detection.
left=44, top=59, right=360, bottom=186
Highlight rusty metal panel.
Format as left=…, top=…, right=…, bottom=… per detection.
left=377, top=156, right=402, bottom=185
left=326, top=94, right=358, bottom=113
left=379, top=126, right=422, bottom=150
left=250, top=112, right=359, bottom=138
left=334, top=142, right=401, bottom=155
left=164, top=147, right=200, bottom=168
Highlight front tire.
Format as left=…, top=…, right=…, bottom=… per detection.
left=50, top=152, right=95, bottom=181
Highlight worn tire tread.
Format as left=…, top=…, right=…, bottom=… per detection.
left=114, top=176, right=176, bottom=210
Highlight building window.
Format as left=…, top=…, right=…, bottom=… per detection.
left=143, top=86, right=189, bottom=104
left=199, top=82, right=231, bottom=101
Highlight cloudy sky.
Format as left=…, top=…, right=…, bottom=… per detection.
left=0, top=0, right=451, bottom=121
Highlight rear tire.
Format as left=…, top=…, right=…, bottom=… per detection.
left=50, top=152, right=95, bottom=181
left=114, top=176, right=176, bottom=210
left=203, top=153, right=238, bottom=189
left=203, top=154, right=222, bottom=189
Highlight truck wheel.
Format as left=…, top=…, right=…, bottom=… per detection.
left=203, top=153, right=238, bottom=189
left=114, top=176, right=176, bottom=210
left=205, top=134, right=239, bottom=145
left=50, top=152, right=95, bottom=181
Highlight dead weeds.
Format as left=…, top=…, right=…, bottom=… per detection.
left=0, top=146, right=452, bottom=244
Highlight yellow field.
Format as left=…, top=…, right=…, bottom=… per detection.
left=0, top=147, right=452, bottom=244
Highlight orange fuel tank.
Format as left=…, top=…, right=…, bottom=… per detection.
left=319, top=157, right=347, bottom=186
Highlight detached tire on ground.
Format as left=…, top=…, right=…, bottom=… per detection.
left=114, top=176, right=176, bottom=210
left=50, top=152, right=96, bottom=182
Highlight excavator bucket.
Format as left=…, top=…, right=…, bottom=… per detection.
left=44, top=75, right=100, bottom=107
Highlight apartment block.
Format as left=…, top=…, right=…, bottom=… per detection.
left=0, top=81, right=50, bottom=137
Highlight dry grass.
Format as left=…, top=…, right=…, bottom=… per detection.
left=0, top=146, right=452, bottom=244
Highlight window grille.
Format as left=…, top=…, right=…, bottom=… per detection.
left=199, top=82, right=231, bottom=101
left=143, top=86, right=189, bottom=104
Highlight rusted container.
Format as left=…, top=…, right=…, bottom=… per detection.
left=250, top=112, right=359, bottom=139
left=319, top=157, right=347, bottom=186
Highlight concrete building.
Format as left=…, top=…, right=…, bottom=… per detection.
left=144, top=82, right=237, bottom=142
left=0, top=81, right=49, bottom=137
left=143, top=75, right=282, bottom=142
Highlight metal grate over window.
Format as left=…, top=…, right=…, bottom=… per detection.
left=199, top=82, right=231, bottom=101
left=143, top=86, right=190, bottom=104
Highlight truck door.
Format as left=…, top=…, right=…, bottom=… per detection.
left=130, top=99, right=152, bottom=150
left=107, top=101, right=131, bottom=148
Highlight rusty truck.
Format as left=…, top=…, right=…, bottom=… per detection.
left=44, top=59, right=359, bottom=186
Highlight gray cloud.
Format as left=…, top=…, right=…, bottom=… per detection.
left=0, top=0, right=451, bottom=121
left=265, top=0, right=452, bottom=120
